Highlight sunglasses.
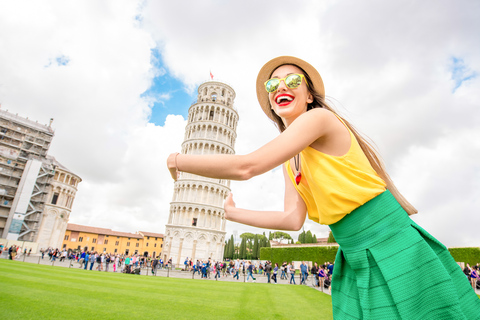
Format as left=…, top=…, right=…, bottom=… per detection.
left=264, top=73, right=308, bottom=93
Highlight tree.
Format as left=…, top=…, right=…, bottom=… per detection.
left=306, top=230, right=313, bottom=243
left=239, top=237, right=246, bottom=259
left=272, top=231, right=293, bottom=242
left=240, top=232, right=255, bottom=242
left=313, top=235, right=317, bottom=244
left=298, top=230, right=306, bottom=244
left=327, top=231, right=336, bottom=243
left=253, top=234, right=259, bottom=260
left=228, top=235, right=235, bottom=258
left=269, top=231, right=272, bottom=240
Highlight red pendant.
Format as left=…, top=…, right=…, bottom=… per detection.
left=295, top=172, right=302, bottom=185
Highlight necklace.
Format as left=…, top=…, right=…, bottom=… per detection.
left=294, top=154, right=301, bottom=185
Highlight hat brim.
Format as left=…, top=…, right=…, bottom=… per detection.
left=256, top=56, right=325, bottom=122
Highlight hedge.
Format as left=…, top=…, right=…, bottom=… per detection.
left=260, top=246, right=480, bottom=267
left=260, top=246, right=338, bottom=266
left=448, top=247, right=480, bottom=266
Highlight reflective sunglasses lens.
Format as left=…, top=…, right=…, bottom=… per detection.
left=285, top=74, right=302, bottom=88
left=265, top=79, right=279, bottom=93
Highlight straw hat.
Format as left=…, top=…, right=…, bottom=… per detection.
left=256, top=56, right=325, bottom=122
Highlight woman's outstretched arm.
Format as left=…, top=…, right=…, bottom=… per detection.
left=167, top=108, right=337, bottom=181
left=223, top=165, right=307, bottom=231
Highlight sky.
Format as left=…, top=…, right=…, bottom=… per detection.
left=0, top=0, right=479, bottom=247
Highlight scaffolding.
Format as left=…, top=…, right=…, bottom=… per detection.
left=0, top=108, right=55, bottom=241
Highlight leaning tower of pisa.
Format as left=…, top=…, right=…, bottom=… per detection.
left=164, top=80, right=238, bottom=266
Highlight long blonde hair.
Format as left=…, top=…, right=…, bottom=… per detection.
left=270, top=68, right=418, bottom=215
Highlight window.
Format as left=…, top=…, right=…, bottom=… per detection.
left=192, top=218, right=197, bottom=226
left=64, top=235, right=69, bottom=241
left=79, top=237, right=83, bottom=242
left=127, top=242, right=130, bottom=246
left=51, top=193, right=59, bottom=205
left=114, top=249, right=117, bottom=253
left=103, top=248, right=106, bottom=252
left=104, top=240, right=108, bottom=245
left=63, top=244, right=66, bottom=248
left=92, top=238, right=96, bottom=243
left=147, top=236, right=150, bottom=240
left=155, top=237, right=157, bottom=240
left=146, top=243, right=149, bottom=247
left=161, top=244, right=163, bottom=248
left=106, top=235, right=109, bottom=238
left=115, top=241, right=119, bottom=246
left=209, top=111, right=214, bottom=120
left=128, top=237, right=131, bottom=240
left=136, top=243, right=139, bottom=247
left=154, top=244, right=157, bottom=247
left=91, top=247, right=94, bottom=251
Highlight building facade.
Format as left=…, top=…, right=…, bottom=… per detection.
left=164, top=80, right=238, bottom=266
left=0, top=107, right=81, bottom=251
left=37, top=156, right=81, bottom=250
left=62, top=223, right=163, bottom=257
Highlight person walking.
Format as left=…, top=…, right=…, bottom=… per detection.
left=246, top=261, right=256, bottom=283
left=265, top=261, right=272, bottom=283
left=288, top=262, right=296, bottom=285
left=300, top=261, right=308, bottom=285
left=311, top=262, right=319, bottom=287
left=89, top=252, right=95, bottom=270
left=273, top=263, right=279, bottom=284
left=281, top=262, right=287, bottom=280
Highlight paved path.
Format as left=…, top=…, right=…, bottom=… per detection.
left=1, top=253, right=332, bottom=294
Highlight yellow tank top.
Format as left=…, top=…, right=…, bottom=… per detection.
left=285, top=119, right=386, bottom=225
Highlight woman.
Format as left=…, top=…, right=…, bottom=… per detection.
left=318, top=266, right=326, bottom=290
left=471, top=267, right=478, bottom=290
left=167, top=56, right=480, bottom=319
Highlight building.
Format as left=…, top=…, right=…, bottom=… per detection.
left=62, top=223, right=163, bottom=257
left=164, top=79, right=238, bottom=265
left=0, top=107, right=81, bottom=251
left=36, top=156, right=81, bottom=250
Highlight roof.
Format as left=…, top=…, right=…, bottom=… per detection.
left=67, top=223, right=142, bottom=239
left=138, top=231, right=164, bottom=238
left=0, top=108, right=55, bottom=134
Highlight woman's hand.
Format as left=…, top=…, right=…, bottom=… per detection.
left=224, top=193, right=236, bottom=220
left=167, top=152, right=179, bottom=181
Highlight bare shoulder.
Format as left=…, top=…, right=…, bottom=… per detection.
left=301, top=108, right=343, bottom=130
left=303, top=107, right=338, bottom=123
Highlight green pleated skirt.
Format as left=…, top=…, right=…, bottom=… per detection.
left=329, top=190, right=480, bottom=319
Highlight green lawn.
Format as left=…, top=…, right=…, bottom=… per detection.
left=0, top=259, right=332, bottom=319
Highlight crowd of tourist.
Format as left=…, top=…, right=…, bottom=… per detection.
left=0, top=244, right=33, bottom=260
left=0, top=244, right=335, bottom=288
left=463, top=263, right=480, bottom=290
left=6, top=245, right=476, bottom=294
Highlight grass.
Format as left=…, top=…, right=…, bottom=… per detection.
left=0, top=259, right=333, bottom=319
